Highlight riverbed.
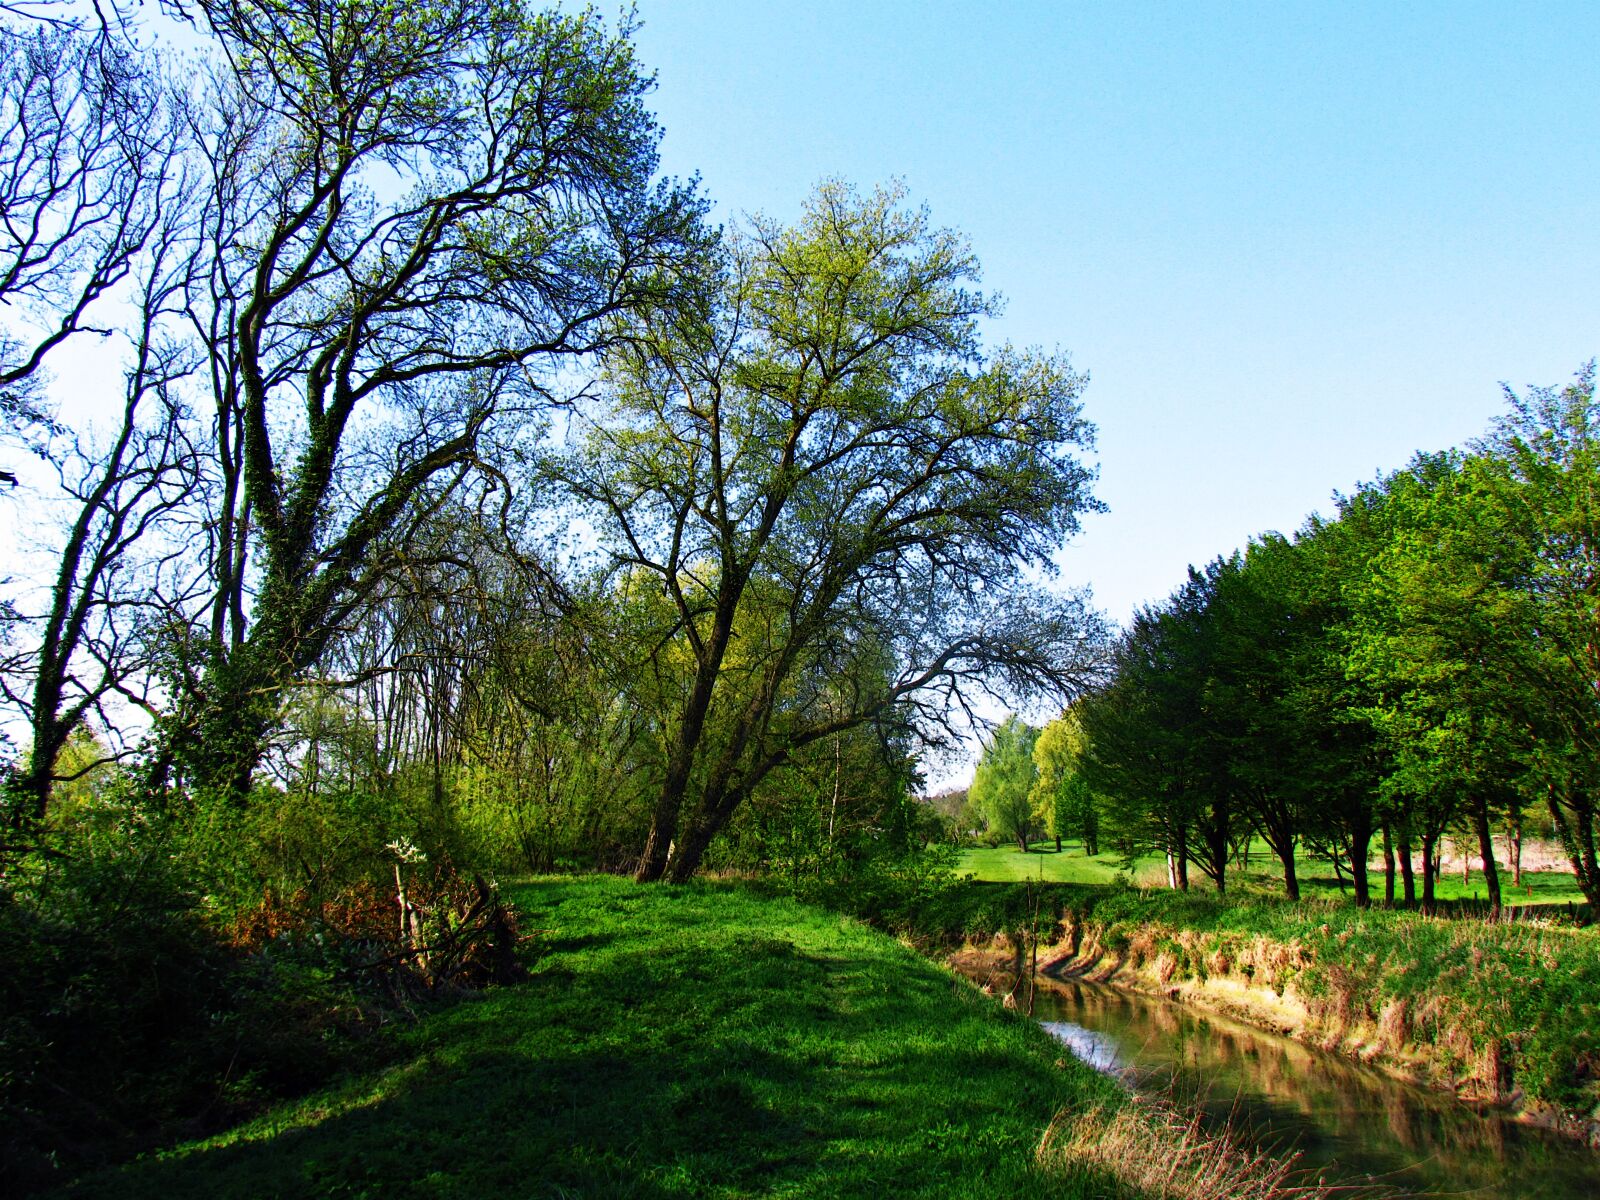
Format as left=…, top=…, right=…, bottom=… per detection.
left=1028, top=976, right=1600, bottom=1198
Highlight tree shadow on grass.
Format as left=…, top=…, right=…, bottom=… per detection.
left=60, top=894, right=1117, bottom=1200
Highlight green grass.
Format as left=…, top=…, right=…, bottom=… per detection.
left=957, top=841, right=1590, bottom=906
left=58, top=877, right=1130, bottom=1199
left=957, top=843, right=1134, bottom=884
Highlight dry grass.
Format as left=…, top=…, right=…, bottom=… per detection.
left=1039, top=1095, right=1388, bottom=1200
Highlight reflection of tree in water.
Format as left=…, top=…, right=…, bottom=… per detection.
left=1023, top=978, right=1600, bottom=1200
left=1382, top=1088, right=1420, bottom=1152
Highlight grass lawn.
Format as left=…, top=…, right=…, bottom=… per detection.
left=58, top=877, right=1129, bottom=1200
left=957, top=841, right=1589, bottom=906
left=957, top=843, right=1135, bottom=884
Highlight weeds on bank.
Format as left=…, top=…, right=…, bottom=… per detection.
left=1039, top=1095, right=1382, bottom=1200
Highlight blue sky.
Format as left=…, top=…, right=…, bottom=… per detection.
left=630, top=0, right=1600, bottom=626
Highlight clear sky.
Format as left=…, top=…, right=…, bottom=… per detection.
left=629, top=0, right=1600, bottom=627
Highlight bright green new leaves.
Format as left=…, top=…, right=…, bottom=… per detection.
left=1472, top=367, right=1600, bottom=900
left=970, top=715, right=1039, bottom=852
left=560, top=181, right=1106, bottom=881
left=1031, top=709, right=1099, bottom=854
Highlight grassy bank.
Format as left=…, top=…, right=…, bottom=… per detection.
left=894, top=882, right=1600, bottom=1133
left=55, top=877, right=1161, bottom=1199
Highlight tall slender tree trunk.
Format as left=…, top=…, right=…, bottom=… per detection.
left=1474, top=797, right=1501, bottom=916
left=1508, top=816, right=1523, bottom=888
left=1420, top=831, right=1438, bottom=914
left=1382, top=822, right=1396, bottom=907
left=1398, top=829, right=1416, bottom=905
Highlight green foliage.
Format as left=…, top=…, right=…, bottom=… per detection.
left=1032, top=709, right=1099, bottom=854
left=970, top=715, right=1040, bottom=851
left=559, top=179, right=1104, bottom=881
left=1075, top=362, right=1600, bottom=908
left=711, top=718, right=927, bottom=881
left=0, top=786, right=386, bottom=1196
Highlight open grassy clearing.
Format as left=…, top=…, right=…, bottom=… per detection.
left=957, top=841, right=1589, bottom=906
left=57, top=877, right=1142, bottom=1200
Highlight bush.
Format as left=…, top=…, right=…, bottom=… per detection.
left=0, top=788, right=387, bottom=1194
left=0, top=777, right=525, bottom=1195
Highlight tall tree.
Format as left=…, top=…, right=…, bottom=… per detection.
left=1, top=22, right=202, bottom=825
left=168, top=0, right=705, bottom=798
left=1338, top=453, right=1521, bottom=912
left=1031, top=707, right=1098, bottom=854
left=971, top=715, right=1039, bottom=852
left=1470, top=364, right=1600, bottom=907
left=559, top=182, right=1106, bottom=882
left=1079, top=576, right=1229, bottom=892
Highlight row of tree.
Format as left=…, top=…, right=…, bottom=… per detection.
left=1020, top=367, right=1599, bottom=913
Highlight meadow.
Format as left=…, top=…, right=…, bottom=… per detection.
left=55, top=878, right=1143, bottom=1200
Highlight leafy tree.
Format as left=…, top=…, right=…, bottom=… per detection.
left=1270, top=525, right=1390, bottom=906
left=1079, top=610, right=1185, bottom=886
left=1469, top=364, right=1600, bottom=906
left=1338, top=453, right=1525, bottom=912
left=559, top=181, right=1106, bottom=882
left=1031, top=708, right=1098, bottom=854
left=165, top=0, right=707, bottom=798
left=970, top=715, right=1039, bottom=851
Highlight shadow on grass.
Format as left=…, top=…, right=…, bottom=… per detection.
left=62, top=883, right=1119, bottom=1200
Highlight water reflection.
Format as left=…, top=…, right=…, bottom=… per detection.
left=1029, top=978, right=1600, bottom=1198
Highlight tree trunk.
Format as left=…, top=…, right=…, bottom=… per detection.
left=1382, top=822, right=1396, bottom=907
left=1279, top=842, right=1300, bottom=901
left=635, top=805, right=678, bottom=882
left=1545, top=785, right=1600, bottom=906
left=663, top=784, right=749, bottom=883
left=1398, top=829, right=1416, bottom=905
left=1350, top=835, right=1371, bottom=909
left=1474, top=796, right=1501, bottom=917
left=636, top=596, right=743, bottom=882
left=1508, top=816, right=1523, bottom=889
left=1420, top=831, right=1437, bottom=914
left=182, top=647, right=284, bottom=801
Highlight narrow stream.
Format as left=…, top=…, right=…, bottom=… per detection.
left=1028, top=977, right=1600, bottom=1198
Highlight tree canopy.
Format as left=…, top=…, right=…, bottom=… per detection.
left=557, top=181, right=1107, bottom=880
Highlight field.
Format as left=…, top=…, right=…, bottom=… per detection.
left=958, top=840, right=1590, bottom=906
